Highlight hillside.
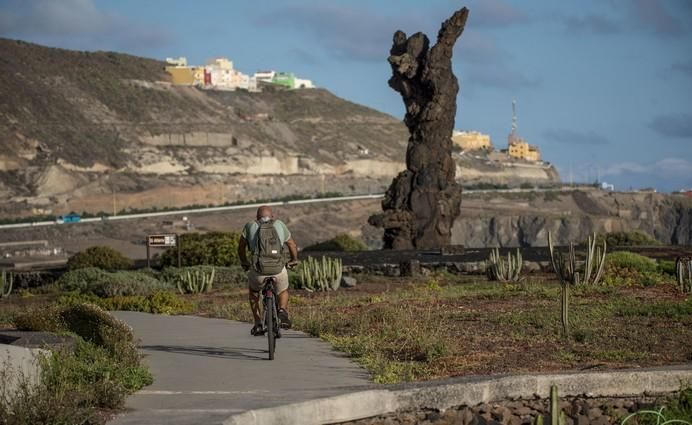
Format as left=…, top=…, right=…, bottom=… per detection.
left=0, top=38, right=558, bottom=217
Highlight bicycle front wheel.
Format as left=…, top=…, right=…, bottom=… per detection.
left=266, top=297, right=276, bottom=360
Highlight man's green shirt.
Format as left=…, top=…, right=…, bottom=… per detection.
left=242, top=220, right=291, bottom=253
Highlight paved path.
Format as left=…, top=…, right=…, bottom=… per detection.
left=109, top=312, right=371, bottom=425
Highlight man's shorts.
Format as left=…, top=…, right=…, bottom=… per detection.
left=248, top=267, right=289, bottom=293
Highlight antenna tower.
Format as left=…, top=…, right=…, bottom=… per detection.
left=511, top=99, right=518, bottom=137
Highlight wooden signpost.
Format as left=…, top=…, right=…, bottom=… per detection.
left=146, top=233, right=180, bottom=268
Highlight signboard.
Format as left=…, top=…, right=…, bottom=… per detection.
left=148, top=234, right=177, bottom=247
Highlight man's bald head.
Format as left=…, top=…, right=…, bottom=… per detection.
left=256, top=205, right=273, bottom=220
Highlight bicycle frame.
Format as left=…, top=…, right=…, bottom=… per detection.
left=261, top=277, right=280, bottom=359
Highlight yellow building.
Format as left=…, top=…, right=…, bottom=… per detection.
left=507, top=135, right=541, bottom=161
left=452, top=130, right=492, bottom=151
left=166, top=66, right=194, bottom=85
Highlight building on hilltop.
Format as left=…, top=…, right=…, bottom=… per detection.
left=452, top=130, right=492, bottom=151
left=506, top=100, right=541, bottom=162
left=253, top=70, right=314, bottom=89
left=165, top=56, right=258, bottom=91
left=166, top=57, right=187, bottom=67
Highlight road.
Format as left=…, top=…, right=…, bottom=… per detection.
left=109, top=312, right=372, bottom=425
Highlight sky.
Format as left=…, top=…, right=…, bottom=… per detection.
left=1, top=0, right=691, bottom=192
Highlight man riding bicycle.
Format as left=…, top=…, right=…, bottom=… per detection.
left=238, top=206, right=298, bottom=336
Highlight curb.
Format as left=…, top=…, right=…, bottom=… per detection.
left=222, top=365, right=692, bottom=425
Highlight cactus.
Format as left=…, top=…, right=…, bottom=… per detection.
left=298, top=256, right=342, bottom=291
left=548, top=232, right=606, bottom=339
left=486, top=247, right=523, bottom=282
left=676, top=257, right=692, bottom=294
left=1, top=269, right=13, bottom=298
left=176, top=267, right=215, bottom=294
left=548, top=232, right=606, bottom=285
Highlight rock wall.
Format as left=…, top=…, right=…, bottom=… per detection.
left=452, top=190, right=692, bottom=247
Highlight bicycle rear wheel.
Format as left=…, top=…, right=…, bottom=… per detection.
left=266, top=296, right=276, bottom=360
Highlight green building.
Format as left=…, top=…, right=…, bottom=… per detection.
left=272, top=72, right=296, bottom=89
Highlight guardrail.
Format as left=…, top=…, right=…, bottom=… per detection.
left=0, top=194, right=386, bottom=230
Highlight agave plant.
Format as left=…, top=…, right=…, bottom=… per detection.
left=176, top=267, right=215, bottom=294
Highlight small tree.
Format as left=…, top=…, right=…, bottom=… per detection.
left=67, top=246, right=133, bottom=271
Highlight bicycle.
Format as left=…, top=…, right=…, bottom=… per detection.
left=260, top=276, right=281, bottom=360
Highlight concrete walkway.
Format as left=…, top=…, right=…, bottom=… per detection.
left=109, top=312, right=371, bottom=425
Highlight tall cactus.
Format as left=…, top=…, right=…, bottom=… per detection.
left=486, top=247, right=523, bottom=282
left=548, top=232, right=606, bottom=339
left=677, top=257, right=692, bottom=293
left=176, top=267, right=215, bottom=294
left=1, top=269, right=13, bottom=299
left=548, top=232, right=606, bottom=285
left=298, top=256, right=342, bottom=291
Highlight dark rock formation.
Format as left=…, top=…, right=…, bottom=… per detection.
left=369, top=8, right=469, bottom=249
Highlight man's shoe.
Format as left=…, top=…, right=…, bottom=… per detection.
left=250, top=323, right=265, bottom=336
left=278, top=308, right=292, bottom=329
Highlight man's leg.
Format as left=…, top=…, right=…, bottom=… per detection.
left=278, top=289, right=289, bottom=311
left=248, top=289, right=262, bottom=325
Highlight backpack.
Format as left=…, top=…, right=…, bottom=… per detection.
left=251, top=220, right=285, bottom=275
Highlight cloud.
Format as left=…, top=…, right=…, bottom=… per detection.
left=563, top=15, right=620, bottom=35
left=627, top=0, right=686, bottom=37
left=463, top=63, right=540, bottom=90
left=670, top=61, right=692, bottom=78
left=0, top=0, right=172, bottom=52
left=466, top=0, right=529, bottom=27
left=254, top=3, right=400, bottom=62
left=604, top=158, right=692, bottom=178
left=542, top=129, right=609, bottom=145
left=649, top=114, right=692, bottom=139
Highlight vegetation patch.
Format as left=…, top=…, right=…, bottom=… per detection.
left=303, top=234, right=368, bottom=252
left=67, top=246, right=133, bottom=271
left=160, top=232, right=241, bottom=267
left=56, top=267, right=171, bottom=297
left=602, top=251, right=673, bottom=286
left=598, top=231, right=661, bottom=247
left=2, top=304, right=152, bottom=423
left=195, top=272, right=692, bottom=384
left=57, top=291, right=194, bottom=315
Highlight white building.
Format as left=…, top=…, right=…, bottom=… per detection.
left=294, top=77, right=314, bottom=89
left=254, top=70, right=276, bottom=83
left=166, top=57, right=187, bottom=67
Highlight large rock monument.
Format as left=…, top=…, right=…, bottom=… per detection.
left=369, top=7, right=469, bottom=249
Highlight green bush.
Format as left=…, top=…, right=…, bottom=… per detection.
left=58, top=291, right=194, bottom=315
left=1, top=316, right=152, bottom=423
left=66, top=246, right=133, bottom=271
left=606, top=251, right=658, bottom=273
left=303, top=234, right=367, bottom=252
left=14, top=304, right=139, bottom=365
left=595, top=231, right=661, bottom=247
left=602, top=251, right=672, bottom=286
left=57, top=267, right=170, bottom=297
left=160, top=232, right=241, bottom=267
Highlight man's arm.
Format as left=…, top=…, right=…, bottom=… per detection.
left=238, top=236, right=250, bottom=271
left=286, top=238, right=298, bottom=266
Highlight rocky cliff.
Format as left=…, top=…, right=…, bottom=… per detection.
left=451, top=189, right=692, bottom=247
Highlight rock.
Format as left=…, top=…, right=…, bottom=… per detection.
left=368, top=7, right=468, bottom=249
left=341, top=276, right=357, bottom=287
left=400, top=259, right=421, bottom=277
left=587, top=407, right=603, bottom=420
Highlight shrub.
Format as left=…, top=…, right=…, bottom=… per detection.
left=602, top=251, right=672, bottom=286
left=14, top=303, right=139, bottom=365
left=303, top=234, right=367, bottom=252
left=160, top=232, right=241, bottom=267
left=594, top=231, right=661, bottom=247
left=58, top=291, right=194, bottom=315
left=66, top=246, right=133, bottom=271
left=1, top=324, right=152, bottom=423
left=57, top=268, right=170, bottom=297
